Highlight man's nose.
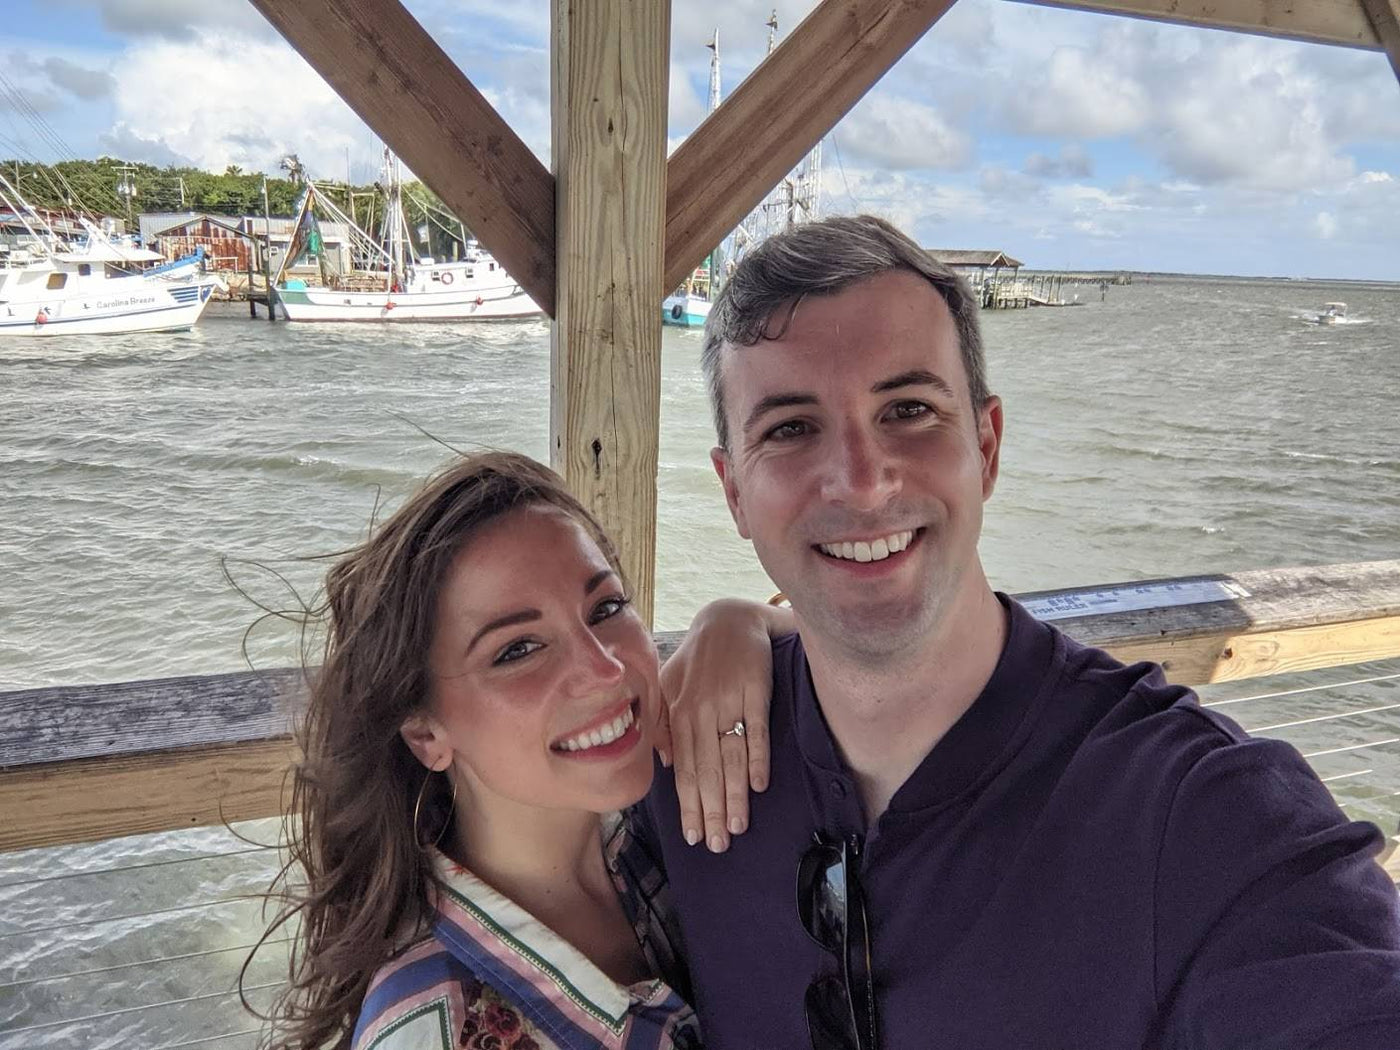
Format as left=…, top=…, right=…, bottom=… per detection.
left=820, top=425, right=900, bottom=511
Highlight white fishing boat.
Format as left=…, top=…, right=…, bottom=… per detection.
left=273, top=156, right=541, bottom=323
left=1, top=176, right=223, bottom=338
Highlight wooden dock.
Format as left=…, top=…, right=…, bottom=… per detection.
left=974, top=271, right=1127, bottom=310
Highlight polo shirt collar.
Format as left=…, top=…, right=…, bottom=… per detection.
left=790, top=594, right=1058, bottom=815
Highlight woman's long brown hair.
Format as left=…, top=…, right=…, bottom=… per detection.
left=245, top=451, right=622, bottom=1050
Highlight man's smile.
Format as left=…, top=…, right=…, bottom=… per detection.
left=815, top=528, right=917, bottom=563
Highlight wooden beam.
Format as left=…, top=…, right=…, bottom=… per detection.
left=665, top=0, right=960, bottom=294
left=1359, top=0, right=1400, bottom=82
left=1110, top=614, right=1400, bottom=685
left=0, top=738, right=299, bottom=852
left=1019, top=0, right=1382, bottom=50
left=551, top=0, right=670, bottom=623
left=248, top=0, right=557, bottom=315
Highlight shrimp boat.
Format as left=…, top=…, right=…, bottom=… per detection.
left=273, top=156, right=541, bottom=322
left=0, top=175, right=223, bottom=338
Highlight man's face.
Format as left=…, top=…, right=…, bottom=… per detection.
left=712, top=269, right=1003, bottom=661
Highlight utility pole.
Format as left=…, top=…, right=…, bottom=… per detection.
left=116, top=164, right=137, bottom=232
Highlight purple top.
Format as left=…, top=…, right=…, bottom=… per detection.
left=635, top=597, right=1400, bottom=1048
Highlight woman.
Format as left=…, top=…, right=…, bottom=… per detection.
left=253, top=451, right=772, bottom=1050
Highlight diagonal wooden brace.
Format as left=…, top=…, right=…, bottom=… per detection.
left=249, top=0, right=557, bottom=315
left=664, top=0, right=960, bottom=294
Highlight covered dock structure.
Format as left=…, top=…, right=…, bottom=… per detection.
left=2, top=0, right=1400, bottom=1045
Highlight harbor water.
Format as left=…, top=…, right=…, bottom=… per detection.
left=2, top=276, right=1399, bottom=1046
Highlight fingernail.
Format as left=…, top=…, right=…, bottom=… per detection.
left=753, top=775, right=768, bottom=792
left=729, top=816, right=745, bottom=834
left=708, top=834, right=726, bottom=853
left=659, top=750, right=672, bottom=768
left=684, top=828, right=699, bottom=846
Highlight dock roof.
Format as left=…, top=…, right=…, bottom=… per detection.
left=930, top=249, right=1024, bottom=269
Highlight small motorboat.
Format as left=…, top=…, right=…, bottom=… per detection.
left=1306, top=302, right=1347, bottom=326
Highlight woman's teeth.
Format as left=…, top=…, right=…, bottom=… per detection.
left=818, top=530, right=914, bottom=563
left=556, top=703, right=636, bottom=752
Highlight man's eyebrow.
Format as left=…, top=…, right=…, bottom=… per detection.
left=872, top=369, right=956, bottom=398
left=466, top=570, right=615, bottom=654
left=742, top=392, right=818, bottom=436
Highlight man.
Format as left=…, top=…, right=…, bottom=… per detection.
left=635, top=215, right=1400, bottom=1048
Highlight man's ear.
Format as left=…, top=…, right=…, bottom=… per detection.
left=400, top=711, right=451, bottom=772
left=978, top=395, right=1004, bottom=501
left=711, top=446, right=751, bottom=539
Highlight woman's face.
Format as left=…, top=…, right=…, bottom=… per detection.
left=404, top=503, right=660, bottom=817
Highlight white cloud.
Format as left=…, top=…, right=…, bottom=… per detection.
left=43, top=56, right=115, bottom=100
left=99, top=30, right=367, bottom=176
left=53, top=0, right=271, bottom=41
left=834, top=94, right=972, bottom=172
left=1314, top=212, right=1338, bottom=239
left=980, top=165, right=1043, bottom=200
left=1003, top=42, right=1149, bottom=138
left=1024, top=144, right=1093, bottom=179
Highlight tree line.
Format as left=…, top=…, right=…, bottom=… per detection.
left=1, top=156, right=467, bottom=240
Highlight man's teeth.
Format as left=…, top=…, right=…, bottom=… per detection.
left=558, top=704, right=636, bottom=752
left=818, top=530, right=914, bottom=563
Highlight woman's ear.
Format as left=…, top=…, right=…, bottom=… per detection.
left=400, top=712, right=451, bottom=772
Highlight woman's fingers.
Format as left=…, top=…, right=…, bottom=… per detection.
left=742, top=683, right=771, bottom=794
left=719, top=725, right=749, bottom=836
left=693, top=714, right=730, bottom=852
left=670, top=711, right=704, bottom=847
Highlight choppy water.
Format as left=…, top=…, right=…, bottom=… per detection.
left=3, top=278, right=1397, bottom=682
left=2, top=277, right=1399, bottom=1047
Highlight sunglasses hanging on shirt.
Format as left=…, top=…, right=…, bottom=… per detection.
left=796, top=831, right=879, bottom=1050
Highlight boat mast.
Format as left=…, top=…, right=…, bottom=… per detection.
left=381, top=147, right=407, bottom=289
left=707, top=29, right=721, bottom=114
left=0, top=171, right=54, bottom=254
left=700, top=29, right=723, bottom=297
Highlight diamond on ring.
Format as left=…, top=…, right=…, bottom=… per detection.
left=721, top=720, right=746, bottom=739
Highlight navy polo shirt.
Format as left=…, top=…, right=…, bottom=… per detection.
left=635, top=597, right=1400, bottom=1049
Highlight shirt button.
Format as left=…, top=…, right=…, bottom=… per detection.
left=830, top=780, right=847, bottom=800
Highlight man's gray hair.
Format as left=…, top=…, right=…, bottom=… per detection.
left=700, top=214, right=989, bottom=450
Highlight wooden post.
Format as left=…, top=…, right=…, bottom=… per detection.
left=246, top=225, right=256, bottom=319
left=261, top=179, right=276, bottom=322
left=551, top=0, right=669, bottom=625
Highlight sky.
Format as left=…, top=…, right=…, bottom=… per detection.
left=2, top=0, right=1398, bottom=280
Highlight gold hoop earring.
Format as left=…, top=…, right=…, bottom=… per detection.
left=412, top=767, right=458, bottom=849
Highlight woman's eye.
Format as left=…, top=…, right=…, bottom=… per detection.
left=767, top=419, right=810, bottom=440
left=493, top=639, right=544, bottom=665
left=590, top=595, right=631, bottom=624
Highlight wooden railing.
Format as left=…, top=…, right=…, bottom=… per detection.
left=3, top=561, right=1400, bottom=854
